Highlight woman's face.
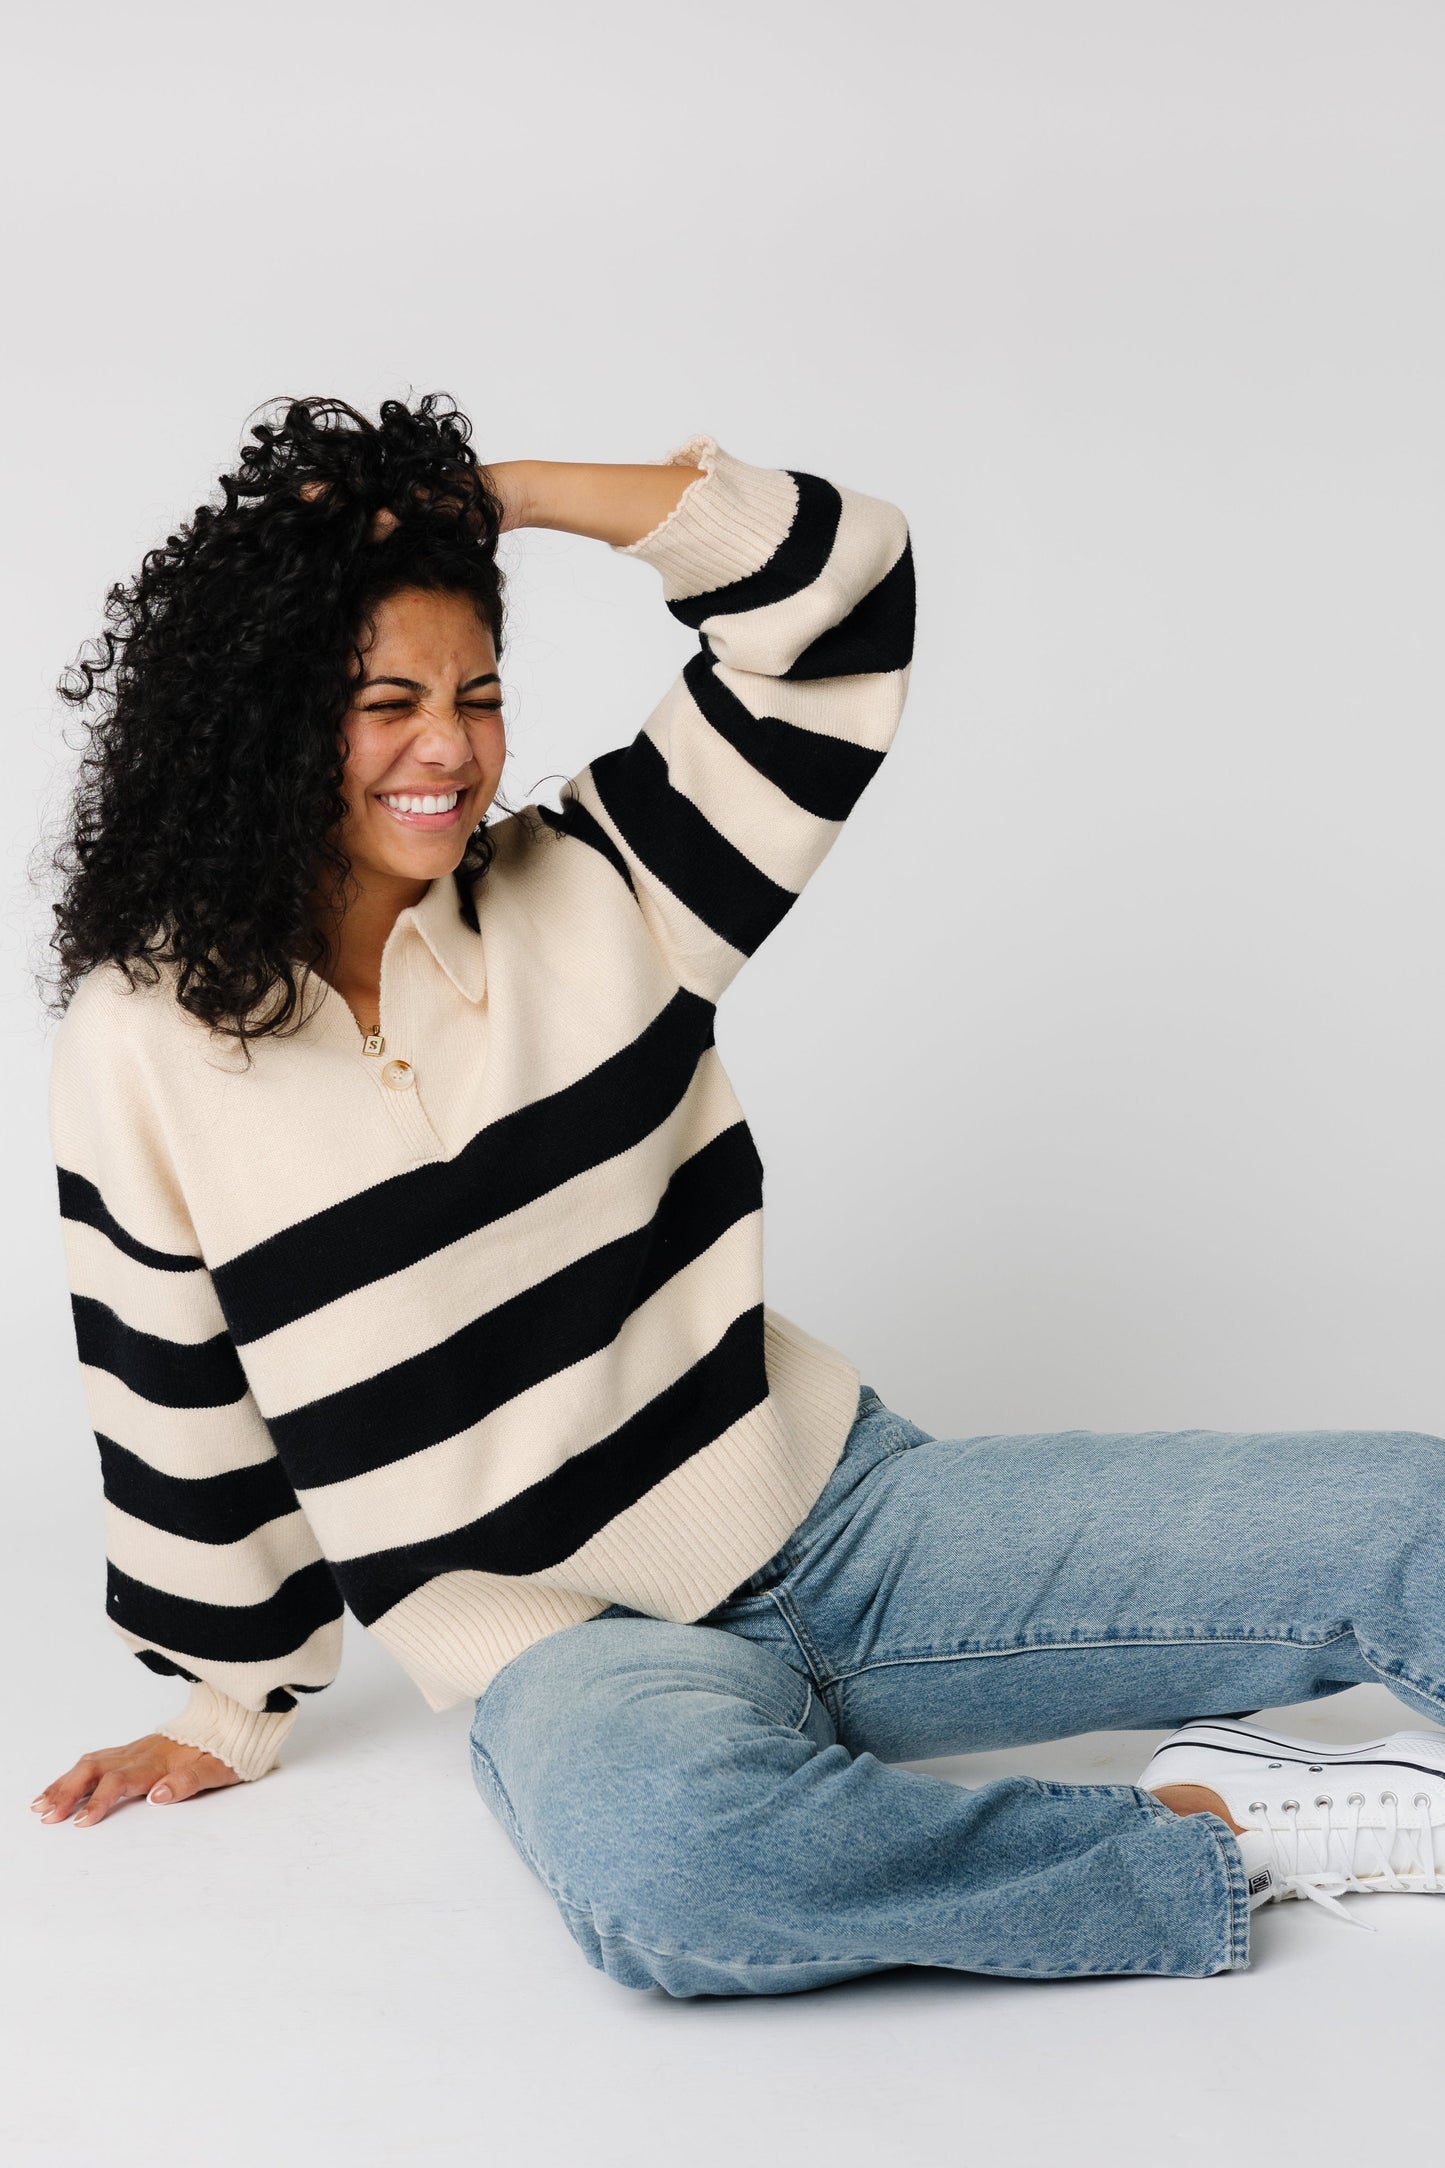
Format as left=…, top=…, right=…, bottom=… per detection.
left=335, top=585, right=506, bottom=886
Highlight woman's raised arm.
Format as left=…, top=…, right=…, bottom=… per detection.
left=484, top=457, right=707, bottom=549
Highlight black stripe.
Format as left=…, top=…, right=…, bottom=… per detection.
left=105, top=1557, right=344, bottom=1664
left=129, top=1646, right=322, bottom=1709
left=72, top=1293, right=249, bottom=1410
left=535, top=795, right=638, bottom=892
left=271, top=1118, right=766, bottom=1488
left=97, top=1432, right=300, bottom=1544
left=213, top=984, right=717, bottom=1346
left=664, top=472, right=842, bottom=629
left=589, top=734, right=797, bottom=962
left=782, top=534, right=916, bottom=681
left=340, top=1304, right=771, bottom=1618
left=629, top=1120, right=765, bottom=1310
left=57, top=1168, right=203, bottom=1274
left=682, top=650, right=884, bottom=823
left=134, top=1647, right=199, bottom=1684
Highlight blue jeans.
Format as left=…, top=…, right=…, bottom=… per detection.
left=468, top=1384, right=1445, bottom=1995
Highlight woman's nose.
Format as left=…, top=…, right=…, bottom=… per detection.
left=411, top=702, right=474, bottom=749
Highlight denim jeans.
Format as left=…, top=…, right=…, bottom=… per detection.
left=468, top=1384, right=1445, bottom=1996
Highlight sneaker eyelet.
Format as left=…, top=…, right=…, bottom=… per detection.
left=1415, top=1793, right=1431, bottom=1809
left=1248, top=1800, right=1267, bottom=1814
left=1380, top=1791, right=1397, bottom=1806
left=1308, top=1765, right=1324, bottom=1774
left=1346, top=1791, right=1366, bottom=1806
left=1314, top=1794, right=1332, bottom=1808
left=1268, top=1762, right=1283, bottom=1770
left=1282, top=1798, right=1300, bottom=1812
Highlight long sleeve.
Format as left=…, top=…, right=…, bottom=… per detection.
left=47, top=988, right=345, bottom=1781
left=544, top=433, right=915, bottom=1005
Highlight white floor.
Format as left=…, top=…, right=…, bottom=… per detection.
left=5, top=1572, right=1441, bottom=2168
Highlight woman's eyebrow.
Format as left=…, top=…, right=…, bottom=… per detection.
left=357, top=673, right=500, bottom=693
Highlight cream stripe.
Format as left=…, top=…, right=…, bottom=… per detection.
left=298, top=1208, right=765, bottom=1558
left=567, top=765, right=749, bottom=1000
left=694, top=490, right=910, bottom=679
left=111, top=1618, right=343, bottom=1703
left=242, top=1044, right=745, bottom=1410
left=62, top=1219, right=227, bottom=1342
left=642, top=673, right=845, bottom=892
left=717, top=658, right=912, bottom=755
left=80, top=1364, right=278, bottom=1478
left=362, top=1310, right=860, bottom=1709
left=104, top=1499, right=324, bottom=1605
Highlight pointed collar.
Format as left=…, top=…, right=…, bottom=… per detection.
left=406, top=866, right=487, bottom=1002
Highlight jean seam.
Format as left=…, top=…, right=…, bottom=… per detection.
left=1354, top=1635, right=1445, bottom=1721
left=1134, top=1787, right=1250, bottom=1971
left=820, top=1623, right=1359, bottom=1692
left=576, top=1913, right=1236, bottom=1981
left=470, top=1740, right=590, bottom=1910
left=1193, top=1810, right=1252, bottom=1970
left=767, top=1583, right=833, bottom=1702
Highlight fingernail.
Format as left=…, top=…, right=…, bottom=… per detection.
left=39, top=1807, right=58, bottom=1822
left=73, top=1811, right=89, bottom=1825
left=149, top=1785, right=173, bottom=1804
left=30, top=1797, right=48, bottom=1812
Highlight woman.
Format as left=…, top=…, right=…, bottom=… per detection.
left=30, top=394, right=1445, bottom=1993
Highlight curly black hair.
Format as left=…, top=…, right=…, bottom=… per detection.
left=36, top=392, right=515, bottom=1054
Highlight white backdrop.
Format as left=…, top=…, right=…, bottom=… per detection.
left=11, top=1, right=1444, bottom=1463
left=4, top=5, right=1444, bottom=2157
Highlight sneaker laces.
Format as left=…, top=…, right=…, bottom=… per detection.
left=1241, top=1787, right=1445, bottom=1928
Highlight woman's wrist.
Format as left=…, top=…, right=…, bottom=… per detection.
left=488, top=459, right=706, bottom=550
left=478, top=460, right=542, bottom=537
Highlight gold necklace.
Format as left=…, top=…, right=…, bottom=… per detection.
left=360, top=1019, right=385, bottom=1056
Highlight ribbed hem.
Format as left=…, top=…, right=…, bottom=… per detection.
left=154, top=1680, right=299, bottom=1783
left=369, top=1311, right=861, bottom=1711
left=614, top=434, right=801, bottom=600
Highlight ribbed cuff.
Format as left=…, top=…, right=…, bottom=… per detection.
left=154, top=1680, right=300, bottom=1783
left=613, top=434, right=801, bottom=601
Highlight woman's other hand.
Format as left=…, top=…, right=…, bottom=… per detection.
left=30, top=1734, right=244, bottom=1826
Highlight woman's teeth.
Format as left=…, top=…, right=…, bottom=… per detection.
left=379, top=790, right=462, bottom=814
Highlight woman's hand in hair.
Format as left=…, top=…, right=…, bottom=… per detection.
left=475, top=461, right=536, bottom=535
left=298, top=461, right=533, bottom=540
left=30, top=1734, right=244, bottom=1827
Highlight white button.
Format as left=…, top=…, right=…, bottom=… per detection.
left=381, top=1059, right=414, bottom=1091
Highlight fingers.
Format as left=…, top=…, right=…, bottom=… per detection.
left=72, top=1766, right=153, bottom=1826
left=31, top=1737, right=241, bottom=1827
left=32, top=1754, right=105, bottom=1824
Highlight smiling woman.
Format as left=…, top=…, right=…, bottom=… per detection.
left=318, top=588, right=511, bottom=1035
left=40, top=394, right=517, bottom=1055
left=40, top=400, right=1445, bottom=1993
left=39, top=392, right=706, bottom=1059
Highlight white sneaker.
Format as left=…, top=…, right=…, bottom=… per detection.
left=1136, top=1717, right=1445, bottom=1926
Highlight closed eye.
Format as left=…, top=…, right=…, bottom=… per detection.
left=360, top=698, right=504, bottom=715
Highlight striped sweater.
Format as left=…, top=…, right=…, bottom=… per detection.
left=47, top=433, right=915, bottom=1781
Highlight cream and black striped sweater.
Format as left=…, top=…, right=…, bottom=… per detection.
left=47, top=433, right=915, bottom=1780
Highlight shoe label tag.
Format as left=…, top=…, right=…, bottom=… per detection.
left=1247, top=1868, right=1274, bottom=1898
